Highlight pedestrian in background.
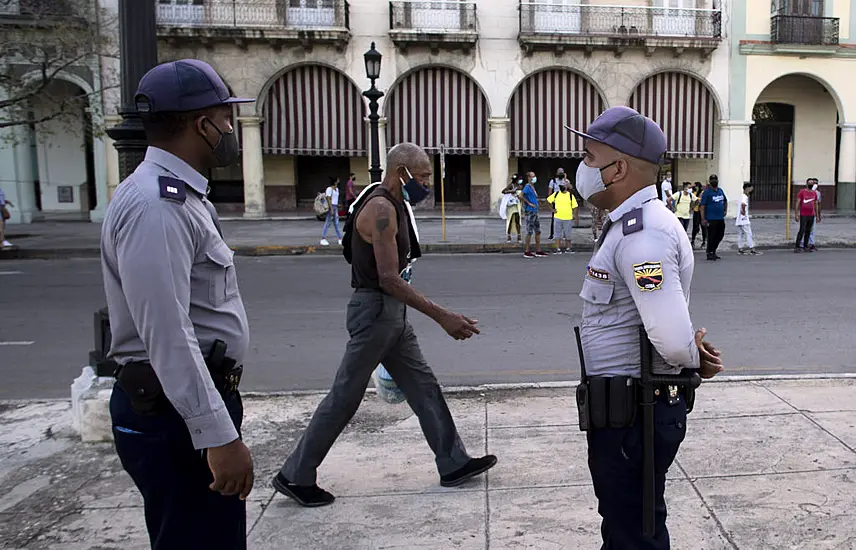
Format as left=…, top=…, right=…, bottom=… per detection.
left=660, top=170, right=673, bottom=210
left=501, top=173, right=522, bottom=242
left=345, top=172, right=357, bottom=215
left=101, top=59, right=255, bottom=549
left=700, top=174, right=727, bottom=261
left=736, top=183, right=762, bottom=256
left=320, top=177, right=343, bottom=246
left=0, top=186, right=13, bottom=248
left=547, top=167, right=566, bottom=240
left=546, top=180, right=578, bottom=254
left=807, top=179, right=820, bottom=251
left=691, top=181, right=705, bottom=249
left=670, top=182, right=695, bottom=234
left=794, top=177, right=820, bottom=253
left=521, top=172, right=548, bottom=258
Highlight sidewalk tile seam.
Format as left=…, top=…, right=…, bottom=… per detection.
left=300, top=487, right=486, bottom=499
left=483, top=399, right=491, bottom=550
left=248, top=491, right=276, bottom=537
left=760, top=385, right=856, bottom=455
left=487, top=423, right=577, bottom=430
left=684, top=465, right=856, bottom=482
left=689, top=411, right=803, bottom=422
left=487, top=482, right=595, bottom=493
left=675, top=460, right=740, bottom=550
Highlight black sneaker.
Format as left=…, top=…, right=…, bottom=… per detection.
left=272, top=472, right=335, bottom=507
left=440, top=455, right=498, bottom=487
left=794, top=247, right=802, bottom=253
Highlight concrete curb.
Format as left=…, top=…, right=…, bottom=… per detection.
left=4, top=240, right=856, bottom=260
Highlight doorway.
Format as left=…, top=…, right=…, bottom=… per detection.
left=434, top=154, right=471, bottom=204
left=516, top=158, right=581, bottom=198
left=296, top=156, right=350, bottom=207
left=750, top=102, right=794, bottom=204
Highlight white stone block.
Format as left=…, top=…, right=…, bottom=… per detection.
left=70, top=366, right=116, bottom=443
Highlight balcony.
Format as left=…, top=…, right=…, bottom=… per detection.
left=156, top=0, right=351, bottom=51
left=389, top=1, right=478, bottom=54
left=518, top=2, right=722, bottom=57
left=771, top=14, right=839, bottom=46
left=0, top=0, right=89, bottom=27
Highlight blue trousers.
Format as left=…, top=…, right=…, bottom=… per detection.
left=110, top=383, right=246, bottom=550
left=587, top=393, right=688, bottom=550
left=322, top=210, right=342, bottom=239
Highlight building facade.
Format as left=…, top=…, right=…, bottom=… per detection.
left=733, top=0, right=856, bottom=211
left=20, top=1, right=855, bottom=219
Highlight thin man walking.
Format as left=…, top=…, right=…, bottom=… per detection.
left=272, top=143, right=497, bottom=507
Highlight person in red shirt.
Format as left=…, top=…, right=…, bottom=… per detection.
left=794, top=177, right=820, bottom=253
left=345, top=173, right=357, bottom=215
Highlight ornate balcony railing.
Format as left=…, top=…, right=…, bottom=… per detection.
left=771, top=14, right=839, bottom=46
left=519, top=2, right=722, bottom=40
left=156, top=0, right=350, bottom=30
left=389, top=0, right=477, bottom=33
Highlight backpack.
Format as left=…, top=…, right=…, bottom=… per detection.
left=313, top=192, right=329, bottom=216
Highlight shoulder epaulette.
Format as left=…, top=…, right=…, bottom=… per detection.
left=158, top=176, right=187, bottom=203
left=621, top=207, right=644, bottom=236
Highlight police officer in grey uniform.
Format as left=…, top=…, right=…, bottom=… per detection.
left=101, top=59, right=255, bottom=549
left=566, top=106, right=724, bottom=549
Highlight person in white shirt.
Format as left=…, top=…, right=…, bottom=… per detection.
left=0, top=186, right=13, bottom=248
left=660, top=171, right=673, bottom=210
left=736, top=183, right=762, bottom=256
left=320, top=177, right=343, bottom=246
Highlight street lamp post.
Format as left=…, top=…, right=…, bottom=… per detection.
left=105, top=0, right=159, bottom=181
left=362, top=42, right=384, bottom=184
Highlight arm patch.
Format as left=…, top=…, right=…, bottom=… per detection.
left=622, top=208, right=644, bottom=235
left=159, top=176, right=187, bottom=203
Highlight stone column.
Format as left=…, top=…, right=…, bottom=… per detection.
left=103, top=115, right=122, bottom=202
left=717, top=120, right=752, bottom=217
left=238, top=116, right=266, bottom=219
left=89, top=96, right=109, bottom=223
left=837, top=123, right=856, bottom=211
left=488, top=117, right=511, bottom=210
left=0, top=125, right=39, bottom=224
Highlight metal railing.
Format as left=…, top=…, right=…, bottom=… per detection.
left=156, top=0, right=350, bottom=30
left=389, top=1, right=476, bottom=32
left=519, top=2, right=721, bottom=39
left=1, top=0, right=81, bottom=18
left=771, top=14, right=839, bottom=46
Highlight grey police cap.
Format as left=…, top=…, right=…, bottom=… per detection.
left=134, top=59, right=254, bottom=114
left=565, top=106, right=667, bottom=165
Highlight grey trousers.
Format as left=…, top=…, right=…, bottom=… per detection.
left=281, top=289, right=471, bottom=485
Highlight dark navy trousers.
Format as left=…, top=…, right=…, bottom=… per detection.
left=110, top=383, right=246, bottom=550
left=587, top=393, right=688, bottom=550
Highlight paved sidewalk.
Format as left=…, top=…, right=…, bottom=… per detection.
left=1, top=378, right=855, bottom=549
left=3, top=213, right=856, bottom=259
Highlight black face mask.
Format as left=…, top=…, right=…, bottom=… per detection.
left=201, top=118, right=239, bottom=167
left=400, top=167, right=429, bottom=204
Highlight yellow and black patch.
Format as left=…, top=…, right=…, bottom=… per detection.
left=633, top=261, right=663, bottom=291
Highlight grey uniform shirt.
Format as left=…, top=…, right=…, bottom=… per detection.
left=580, top=185, right=700, bottom=378
left=101, top=147, right=250, bottom=450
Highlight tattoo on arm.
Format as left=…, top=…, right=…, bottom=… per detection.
left=375, top=216, right=390, bottom=234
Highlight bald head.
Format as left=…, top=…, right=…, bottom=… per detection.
left=384, top=142, right=432, bottom=190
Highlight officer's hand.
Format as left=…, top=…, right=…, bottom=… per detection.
left=694, top=328, right=723, bottom=379
left=208, top=438, right=254, bottom=500
left=438, top=310, right=480, bottom=340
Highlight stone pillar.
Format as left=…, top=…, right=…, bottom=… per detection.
left=103, top=115, right=122, bottom=201
left=488, top=117, right=511, bottom=210
left=238, top=116, right=266, bottom=219
left=89, top=96, right=109, bottom=223
left=717, top=120, right=752, bottom=217
left=837, top=123, right=856, bottom=211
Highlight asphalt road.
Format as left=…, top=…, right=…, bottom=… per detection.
left=1, top=250, right=854, bottom=400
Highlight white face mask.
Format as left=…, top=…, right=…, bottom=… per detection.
left=812, top=183, right=818, bottom=191
left=576, top=162, right=607, bottom=201
left=531, top=176, right=537, bottom=184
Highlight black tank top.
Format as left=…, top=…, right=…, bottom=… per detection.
left=350, top=187, right=411, bottom=290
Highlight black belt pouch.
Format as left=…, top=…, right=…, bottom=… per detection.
left=117, top=362, right=166, bottom=416
left=609, top=376, right=637, bottom=428
left=588, top=377, right=608, bottom=429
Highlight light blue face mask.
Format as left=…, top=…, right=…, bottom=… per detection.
left=531, top=177, right=537, bottom=184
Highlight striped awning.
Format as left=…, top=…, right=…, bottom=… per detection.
left=386, top=67, right=488, bottom=155
left=509, top=69, right=605, bottom=158
left=261, top=65, right=367, bottom=156
left=630, top=72, right=717, bottom=159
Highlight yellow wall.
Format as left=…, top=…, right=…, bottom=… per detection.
left=471, top=155, right=491, bottom=186
left=677, top=158, right=716, bottom=186
left=746, top=0, right=771, bottom=35
left=349, top=157, right=369, bottom=184
left=756, top=75, right=838, bottom=185
left=836, top=0, right=850, bottom=40
left=263, top=156, right=295, bottom=187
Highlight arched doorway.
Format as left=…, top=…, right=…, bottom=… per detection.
left=750, top=74, right=840, bottom=209
left=508, top=69, right=605, bottom=197
left=629, top=71, right=719, bottom=192
left=385, top=66, right=489, bottom=208
left=260, top=64, right=367, bottom=207
left=29, top=78, right=96, bottom=220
